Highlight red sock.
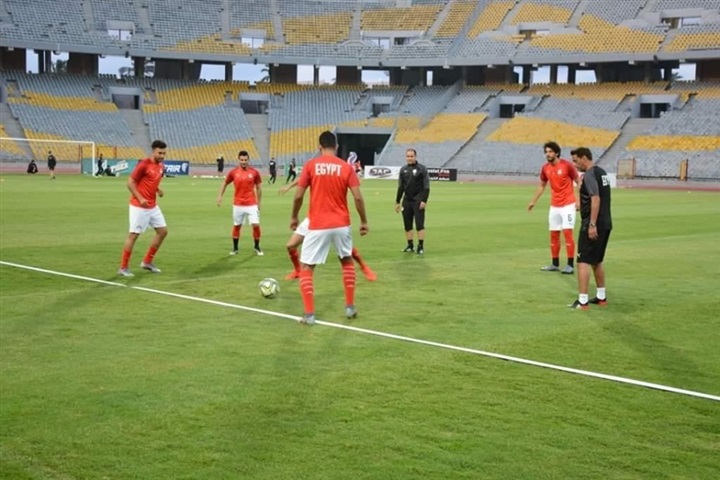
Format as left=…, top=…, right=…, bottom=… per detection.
left=342, top=262, right=356, bottom=306
left=563, top=229, right=575, bottom=261
left=351, top=247, right=366, bottom=269
left=299, top=269, right=315, bottom=315
left=120, top=249, right=131, bottom=269
left=252, top=225, right=261, bottom=241
left=232, top=225, right=241, bottom=238
left=288, top=248, right=300, bottom=272
left=550, top=231, right=561, bottom=259
left=143, top=246, right=158, bottom=264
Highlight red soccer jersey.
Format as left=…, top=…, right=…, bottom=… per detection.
left=225, top=166, right=261, bottom=206
left=129, top=158, right=164, bottom=209
left=298, top=154, right=360, bottom=230
left=540, top=159, right=579, bottom=207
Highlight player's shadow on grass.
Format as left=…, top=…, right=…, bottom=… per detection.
left=599, top=320, right=707, bottom=388
left=190, top=254, right=254, bottom=277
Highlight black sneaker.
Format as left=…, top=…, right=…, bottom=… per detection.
left=402, top=245, right=414, bottom=253
left=589, top=297, right=607, bottom=306
left=416, top=247, right=424, bottom=255
left=567, top=300, right=589, bottom=310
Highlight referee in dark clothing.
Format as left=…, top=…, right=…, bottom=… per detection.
left=395, top=148, right=430, bottom=254
left=569, top=147, right=612, bottom=310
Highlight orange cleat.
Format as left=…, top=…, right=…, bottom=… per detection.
left=285, top=270, right=300, bottom=280
left=361, top=266, right=377, bottom=282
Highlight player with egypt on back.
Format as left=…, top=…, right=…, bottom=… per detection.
left=290, top=131, right=369, bottom=325
left=527, top=141, right=580, bottom=274
left=118, top=140, right=169, bottom=277
left=217, top=150, right=264, bottom=256
left=280, top=176, right=376, bottom=282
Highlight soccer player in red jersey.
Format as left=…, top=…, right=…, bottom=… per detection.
left=118, top=140, right=168, bottom=277
left=217, top=150, right=264, bottom=256
left=527, top=141, right=580, bottom=274
left=291, top=131, right=369, bottom=325
left=280, top=178, right=376, bottom=282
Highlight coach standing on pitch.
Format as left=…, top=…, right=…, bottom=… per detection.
left=569, top=147, right=612, bottom=310
left=395, top=148, right=430, bottom=255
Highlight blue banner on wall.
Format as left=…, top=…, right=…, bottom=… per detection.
left=163, top=160, right=190, bottom=176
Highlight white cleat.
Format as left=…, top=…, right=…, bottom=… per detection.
left=140, top=261, right=161, bottom=273
left=118, top=268, right=134, bottom=277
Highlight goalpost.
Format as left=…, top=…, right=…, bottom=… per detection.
left=0, top=137, right=96, bottom=172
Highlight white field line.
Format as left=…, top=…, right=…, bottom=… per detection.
left=2, top=260, right=718, bottom=403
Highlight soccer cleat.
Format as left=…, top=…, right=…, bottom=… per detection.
left=345, top=306, right=357, bottom=319
left=561, top=265, right=574, bottom=275
left=416, top=247, right=424, bottom=255
left=140, top=261, right=161, bottom=273
left=541, top=265, right=560, bottom=272
left=254, top=247, right=264, bottom=256
left=285, top=270, right=300, bottom=280
left=589, top=297, right=608, bottom=306
left=361, top=266, right=377, bottom=282
left=229, top=249, right=238, bottom=256
left=568, top=300, right=589, bottom=310
left=117, top=268, right=134, bottom=277
left=402, top=245, right=414, bottom=253
left=299, top=314, right=316, bottom=326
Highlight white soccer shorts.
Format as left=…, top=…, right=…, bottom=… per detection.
left=300, top=226, right=353, bottom=265
left=232, top=205, right=260, bottom=226
left=129, top=205, right=166, bottom=234
left=295, top=217, right=310, bottom=237
left=548, top=203, right=576, bottom=231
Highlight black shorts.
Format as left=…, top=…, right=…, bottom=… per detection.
left=577, top=228, right=611, bottom=265
left=402, top=201, right=425, bottom=231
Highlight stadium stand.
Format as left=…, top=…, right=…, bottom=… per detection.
left=0, top=125, right=26, bottom=159
left=509, top=0, right=580, bottom=25
left=1, top=0, right=719, bottom=180
left=665, top=23, right=720, bottom=52
left=268, top=86, right=369, bottom=162
left=361, top=2, right=445, bottom=32
left=435, top=1, right=475, bottom=38
left=2, top=72, right=145, bottom=161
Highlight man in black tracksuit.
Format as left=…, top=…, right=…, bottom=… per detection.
left=395, top=148, right=430, bottom=254
left=569, top=147, right=613, bottom=310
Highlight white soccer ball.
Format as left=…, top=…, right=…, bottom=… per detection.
left=258, top=278, right=280, bottom=298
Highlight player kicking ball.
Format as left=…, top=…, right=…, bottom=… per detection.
left=280, top=180, right=376, bottom=282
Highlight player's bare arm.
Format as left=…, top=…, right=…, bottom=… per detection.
left=290, top=185, right=306, bottom=230
left=350, top=186, right=369, bottom=235
left=127, top=176, right=148, bottom=207
left=158, top=188, right=164, bottom=198
left=589, top=195, right=600, bottom=240
left=216, top=181, right=228, bottom=207
left=279, top=178, right=299, bottom=195
left=256, top=184, right=262, bottom=210
left=527, top=182, right=547, bottom=211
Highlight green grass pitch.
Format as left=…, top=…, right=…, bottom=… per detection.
left=1, top=174, right=719, bottom=479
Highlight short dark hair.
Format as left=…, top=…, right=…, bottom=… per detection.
left=151, top=140, right=167, bottom=150
left=570, top=149, right=578, bottom=156
left=319, top=131, right=337, bottom=149
left=543, top=141, right=561, bottom=155
left=574, top=147, right=593, bottom=160
left=406, top=148, right=417, bottom=156
left=238, top=150, right=249, bottom=157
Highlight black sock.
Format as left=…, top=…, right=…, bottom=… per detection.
left=567, top=258, right=574, bottom=267
left=552, top=257, right=559, bottom=267
left=233, top=238, right=239, bottom=250
left=418, top=240, right=424, bottom=248
left=407, top=240, right=414, bottom=248
left=254, top=240, right=260, bottom=249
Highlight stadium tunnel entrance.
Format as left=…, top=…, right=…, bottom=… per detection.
left=336, top=129, right=392, bottom=167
